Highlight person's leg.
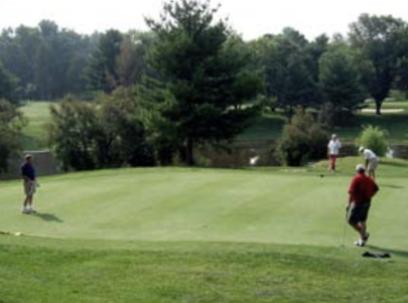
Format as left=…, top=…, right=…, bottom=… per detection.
left=347, top=205, right=362, bottom=234
left=27, top=181, right=36, bottom=211
left=357, top=222, right=367, bottom=238
left=368, top=160, right=378, bottom=179
left=28, top=195, right=33, bottom=208
left=347, top=204, right=369, bottom=245
left=22, top=181, right=29, bottom=213
left=349, top=221, right=366, bottom=235
left=360, top=204, right=371, bottom=242
left=361, top=222, right=369, bottom=240
left=22, top=195, right=29, bottom=212
left=329, top=155, right=336, bottom=171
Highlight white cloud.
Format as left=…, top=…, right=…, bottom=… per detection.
left=0, top=0, right=407, bottom=39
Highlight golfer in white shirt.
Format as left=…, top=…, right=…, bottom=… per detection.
left=328, top=134, right=342, bottom=171
left=359, top=147, right=379, bottom=179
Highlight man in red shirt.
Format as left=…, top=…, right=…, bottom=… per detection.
left=347, top=164, right=379, bottom=247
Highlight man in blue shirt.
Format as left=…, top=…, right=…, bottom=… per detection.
left=21, top=154, right=37, bottom=214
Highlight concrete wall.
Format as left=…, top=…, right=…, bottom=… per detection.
left=0, top=150, right=58, bottom=180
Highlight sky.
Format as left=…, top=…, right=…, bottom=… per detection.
left=0, top=0, right=407, bottom=40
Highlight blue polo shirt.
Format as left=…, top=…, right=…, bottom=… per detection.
left=21, top=163, right=36, bottom=181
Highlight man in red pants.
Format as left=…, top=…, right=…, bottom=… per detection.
left=347, top=164, right=379, bottom=247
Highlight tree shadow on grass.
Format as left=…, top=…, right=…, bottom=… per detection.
left=32, top=212, right=63, bottom=223
left=367, top=245, right=408, bottom=258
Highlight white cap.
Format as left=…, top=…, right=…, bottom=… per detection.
left=24, top=154, right=33, bottom=160
left=356, top=164, right=365, bottom=172
left=358, top=146, right=365, bottom=153
left=331, top=134, right=337, bottom=139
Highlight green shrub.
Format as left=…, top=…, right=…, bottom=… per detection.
left=276, top=108, right=329, bottom=166
left=49, top=89, right=156, bottom=171
left=357, top=125, right=388, bottom=157
left=49, top=100, right=98, bottom=171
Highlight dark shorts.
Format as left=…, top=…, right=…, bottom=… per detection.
left=347, top=202, right=371, bottom=224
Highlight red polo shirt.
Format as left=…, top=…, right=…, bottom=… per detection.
left=348, top=173, right=379, bottom=204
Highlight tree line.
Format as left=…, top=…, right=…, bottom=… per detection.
left=0, top=0, right=407, bottom=171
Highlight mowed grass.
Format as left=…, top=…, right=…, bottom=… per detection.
left=1, top=159, right=408, bottom=302
left=1, top=159, right=407, bottom=248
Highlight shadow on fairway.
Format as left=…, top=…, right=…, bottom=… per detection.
left=381, top=184, right=404, bottom=189
left=367, top=245, right=408, bottom=258
left=381, top=160, right=408, bottom=168
left=32, top=212, right=63, bottom=223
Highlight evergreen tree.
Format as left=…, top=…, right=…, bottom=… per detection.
left=145, top=0, right=262, bottom=165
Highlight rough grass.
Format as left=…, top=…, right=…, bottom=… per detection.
left=1, top=237, right=408, bottom=303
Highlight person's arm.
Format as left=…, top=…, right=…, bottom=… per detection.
left=348, top=177, right=357, bottom=206
left=373, top=181, right=379, bottom=196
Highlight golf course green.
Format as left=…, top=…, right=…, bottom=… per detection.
left=1, top=157, right=408, bottom=302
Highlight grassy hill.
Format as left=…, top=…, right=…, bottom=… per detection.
left=239, top=100, right=408, bottom=143
left=19, top=100, right=408, bottom=150
left=20, top=101, right=52, bottom=149
left=1, top=158, right=408, bottom=302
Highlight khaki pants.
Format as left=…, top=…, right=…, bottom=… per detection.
left=24, top=180, right=36, bottom=196
left=367, top=158, right=379, bottom=175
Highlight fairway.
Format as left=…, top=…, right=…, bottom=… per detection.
left=0, top=160, right=407, bottom=249
left=1, top=158, right=408, bottom=302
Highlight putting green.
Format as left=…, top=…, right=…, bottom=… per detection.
left=0, top=157, right=407, bottom=250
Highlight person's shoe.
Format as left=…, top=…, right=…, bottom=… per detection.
left=21, top=208, right=30, bottom=214
left=354, top=239, right=365, bottom=247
